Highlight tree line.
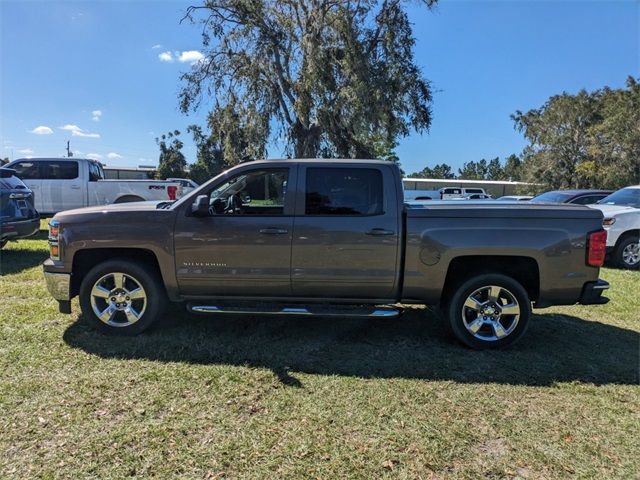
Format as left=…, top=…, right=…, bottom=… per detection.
left=156, top=1, right=638, bottom=192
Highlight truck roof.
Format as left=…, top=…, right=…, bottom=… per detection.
left=245, top=158, right=395, bottom=166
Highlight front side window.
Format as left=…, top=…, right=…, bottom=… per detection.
left=305, top=168, right=383, bottom=215
left=208, top=168, right=288, bottom=215
left=40, top=161, right=79, bottom=180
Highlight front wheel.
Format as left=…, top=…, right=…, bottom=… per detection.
left=446, top=274, right=531, bottom=349
left=614, top=235, right=640, bottom=270
left=79, top=259, right=167, bottom=335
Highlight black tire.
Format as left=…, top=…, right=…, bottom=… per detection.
left=0, top=239, right=7, bottom=249
left=446, top=273, right=531, bottom=350
left=79, top=259, right=167, bottom=335
left=613, top=235, right=640, bottom=270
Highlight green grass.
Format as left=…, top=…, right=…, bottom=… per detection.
left=1, top=224, right=638, bottom=479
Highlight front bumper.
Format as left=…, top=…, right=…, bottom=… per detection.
left=44, top=271, right=71, bottom=301
left=578, top=279, right=610, bottom=305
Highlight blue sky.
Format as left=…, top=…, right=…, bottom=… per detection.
left=1, top=1, right=638, bottom=175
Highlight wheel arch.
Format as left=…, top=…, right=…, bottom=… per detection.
left=71, top=248, right=165, bottom=298
left=442, top=255, right=540, bottom=305
left=113, top=194, right=145, bottom=204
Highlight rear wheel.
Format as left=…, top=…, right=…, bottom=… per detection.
left=446, top=274, right=531, bottom=349
left=79, top=259, right=166, bottom=335
left=614, top=235, right=640, bottom=270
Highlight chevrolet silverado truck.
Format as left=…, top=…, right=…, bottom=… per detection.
left=43, top=159, right=610, bottom=349
left=6, top=158, right=184, bottom=216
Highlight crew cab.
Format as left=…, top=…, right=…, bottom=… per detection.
left=43, top=159, right=610, bottom=349
left=6, top=158, right=184, bottom=215
left=589, top=186, right=640, bottom=269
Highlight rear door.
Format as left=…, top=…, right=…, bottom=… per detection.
left=291, top=164, right=401, bottom=299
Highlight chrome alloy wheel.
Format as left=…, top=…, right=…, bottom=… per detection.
left=622, top=241, right=640, bottom=267
left=461, top=285, right=520, bottom=342
left=90, top=272, right=147, bottom=327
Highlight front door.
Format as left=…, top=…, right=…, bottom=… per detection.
left=174, top=165, right=296, bottom=297
left=291, top=165, right=401, bottom=299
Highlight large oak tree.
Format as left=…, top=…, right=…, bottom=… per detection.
left=180, top=0, right=436, bottom=165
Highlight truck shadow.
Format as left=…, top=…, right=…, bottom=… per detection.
left=62, top=307, right=639, bottom=387
left=0, top=237, right=49, bottom=275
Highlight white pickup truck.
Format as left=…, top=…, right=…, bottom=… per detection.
left=7, top=158, right=184, bottom=215
left=589, top=186, right=640, bottom=269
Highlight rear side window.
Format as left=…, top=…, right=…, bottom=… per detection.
left=10, top=161, right=40, bottom=180
left=570, top=194, right=606, bottom=205
left=442, top=188, right=461, bottom=195
left=10, top=160, right=79, bottom=180
left=305, top=168, right=383, bottom=215
left=465, top=189, right=484, bottom=194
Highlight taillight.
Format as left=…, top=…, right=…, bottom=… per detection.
left=167, top=186, right=177, bottom=200
left=587, top=230, right=607, bottom=267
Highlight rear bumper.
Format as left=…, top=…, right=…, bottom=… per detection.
left=578, top=279, right=610, bottom=305
left=0, top=216, right=40, bottom=241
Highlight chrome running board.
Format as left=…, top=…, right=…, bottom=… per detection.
left=187, top=303, right=401, bottom=318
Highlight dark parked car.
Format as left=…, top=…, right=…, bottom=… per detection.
left=0, top=167, right=40, bottom=249
left=530, top=189, right=613, bottom=205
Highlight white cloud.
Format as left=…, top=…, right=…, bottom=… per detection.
left=31, top=126, right=53, bottom=135
left=86, top=153, right=103, bottom=160
left=18, top=148, right=34, bottom=154
left=158, top=50, right=205, bottom=65
left=92, top=110, right=102, bottom=122
left=107, top=152, right=122, bottom=159
left=60, top=124, right=100, bottom=138
left=158, top=51, right=174, bottom=62
left=151, top=44, right=162, bottom=49
left=178, top=50, right=204, bottom=64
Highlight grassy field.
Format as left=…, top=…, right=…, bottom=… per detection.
left=0, top=224, right=638, bottom=479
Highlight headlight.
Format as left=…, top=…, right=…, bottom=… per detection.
left=603, top=218, right=616, bottom=226
left=48, top=220, right=61, bottom=260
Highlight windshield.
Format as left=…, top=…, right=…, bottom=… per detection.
left=530, top=191, right=573, bottom=203
left=597, top=188, right=640, bottom=208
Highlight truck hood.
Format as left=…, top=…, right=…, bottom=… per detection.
left=588, top=204, right=639, bottom=217
left=52, top=201, right=174, bottom=224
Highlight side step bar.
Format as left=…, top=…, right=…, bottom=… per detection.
left=187, top=303, right=401, bottom=318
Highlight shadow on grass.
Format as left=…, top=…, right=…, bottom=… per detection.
left=63, top=306, right=639, bottom=387
left=0, top=230, right=49, bottom=275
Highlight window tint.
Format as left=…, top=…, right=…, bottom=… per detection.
left=305, top=168, right=383, bottom=215
left=11, top=161, right=40, bottom=180
left=209, top=169, right=288, bottom=215
left=465, top=189, right=484, bottom=194
left=40, top=161, right=79, bottom=180
left=442, top=188, right=461, bottom=194
left=88, top=161, right=103, bottom=181
left=570, top=194, right=606, bottom=205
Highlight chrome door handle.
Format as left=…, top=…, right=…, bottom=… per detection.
left=366, top=228, right=395, bottom=236
left=70, top=185, right=81, bottom=189
left=259, top=228, right=288, bottom=235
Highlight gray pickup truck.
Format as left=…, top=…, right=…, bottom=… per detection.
left=43, top=159, right=610, bottom=349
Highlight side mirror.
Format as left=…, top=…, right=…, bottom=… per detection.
left=191, top=194, right=209, bottom=216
